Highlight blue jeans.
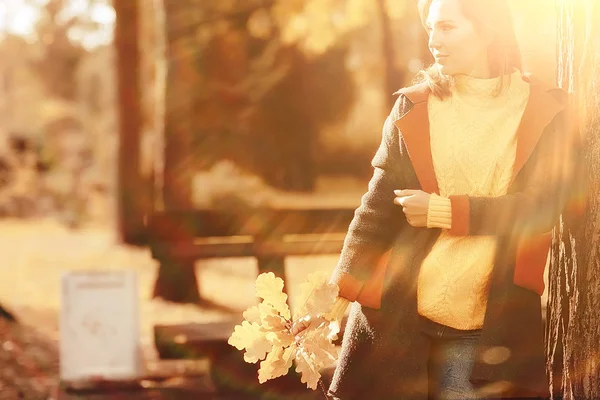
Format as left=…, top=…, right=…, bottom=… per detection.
left=420, top=316, right=485, bottom=400
left=330, top=318, right=533, bottom=400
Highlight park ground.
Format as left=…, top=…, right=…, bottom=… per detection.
left=0, top=217, right=339, bottom=399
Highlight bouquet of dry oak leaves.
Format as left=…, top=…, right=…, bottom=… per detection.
left=228, top=271, right=341, bottom=390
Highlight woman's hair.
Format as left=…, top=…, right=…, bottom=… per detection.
left=415, top=0, right=523, bottom=98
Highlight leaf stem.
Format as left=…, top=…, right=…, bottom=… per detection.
left=296, top=285, right=317, bottom=320
left=318, top=378, right=330, bottom=399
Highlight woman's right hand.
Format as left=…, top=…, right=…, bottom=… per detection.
left=291, top=315, right=329, bottom=337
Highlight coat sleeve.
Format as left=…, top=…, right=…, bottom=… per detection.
left=331, top=96, right=409, bottom=301
left=448, top=109, right=580, bottom=237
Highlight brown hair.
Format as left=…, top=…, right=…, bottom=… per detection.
left=415, top=0, right=523, bottom=98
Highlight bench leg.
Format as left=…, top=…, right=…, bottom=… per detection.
left=152, top=258, right=201, bottom=303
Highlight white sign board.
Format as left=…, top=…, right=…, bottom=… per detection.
left=60, top=270, right=142, bottom=382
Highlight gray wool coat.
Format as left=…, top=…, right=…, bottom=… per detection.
left=328, top=74, right=578, bottom=399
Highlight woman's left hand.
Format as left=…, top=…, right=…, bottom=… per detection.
left=393, top=189, right=431, bottom=228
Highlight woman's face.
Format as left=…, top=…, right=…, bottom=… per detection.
left=425, top=0, right=492, bottom=78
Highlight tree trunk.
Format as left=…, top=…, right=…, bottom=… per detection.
left=547, top=1, right=600, bottom=398
left=152, top=0, right=201, bottom=303
left=114, top=0, right=148, bottom=245
left=153, top=257, right=201, bottom=303
left=375, top=0, right=403, bottom=109
left=161, top=0, right=197, bottom=212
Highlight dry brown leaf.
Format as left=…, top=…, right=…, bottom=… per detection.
left=242, top=305, right=261, bottom=324
left=255, top=272, right=291, bottom=320
left=301, top=324, right=338, bottom=369
left=295, top=351, right=321, bottom=390
left=258, top=302, right=288, bottom=331
left=258, top=345, right=295, bottom=383
left=228, top=321, right=271, bottom=363
left=293, top=271, right=338, bottom=320
left=266, top=329, right=294, bottom=348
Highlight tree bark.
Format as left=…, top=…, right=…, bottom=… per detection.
left=547, top=1, right=600, bottom=398
left=114, top=0, right=148, bottom=245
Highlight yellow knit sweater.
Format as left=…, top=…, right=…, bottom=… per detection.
left=419, top=69, right=530, bottom=329
left=329, top=71, right=530, bottom=328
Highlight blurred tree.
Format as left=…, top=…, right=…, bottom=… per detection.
left=0, top=35, right=49, bottom=138
left=547, top=1, right=600, bottom=399
left=30, top=0, right=86, bottom=100
left=376, top=0, right=402, bottom=109
left=14, top=0, right=112, bottom=100
left=113, top=0, right=147, bottom=245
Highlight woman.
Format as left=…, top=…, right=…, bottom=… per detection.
left=293, top=0, right=577, bottom=399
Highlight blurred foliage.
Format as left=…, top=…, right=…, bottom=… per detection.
left=0, top=0, right=112, bottom=224
left=164, top=0, right=414, bottom=192
left=32, top=0, right=87, bottom=100
left=1, top=0, right=557, bottom=217
left=192, top=160, right=275, bottom=211
left=12, top=0, right=110, bottom=100
left=188, top=0, right=406, bottom=56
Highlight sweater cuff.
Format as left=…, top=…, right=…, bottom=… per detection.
left=324, top=297, right=350, bottom=322
left=427, top=194, right=452, bottom=229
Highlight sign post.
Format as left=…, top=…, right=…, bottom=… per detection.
left=60, top=270, right=142, bottom=383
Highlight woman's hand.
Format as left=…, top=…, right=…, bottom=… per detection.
left=291, top=315, right=329, bottom=337
left=394, top=189, right=431, bottom=228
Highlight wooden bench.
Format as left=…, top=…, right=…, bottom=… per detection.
left=147, top=208, right=355, bottom=395
left=148, top=208, right=355, bottom=301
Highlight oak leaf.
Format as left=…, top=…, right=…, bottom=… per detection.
left=242, top=305, right=261, bottom=324
left=258, top=345, right=295, bottom=383
left=266, top=329, right=294, bottom=348
left=301, top=324, right=338, bottom=368
left=258, top=302, right=288, bottom=331
left=255, top=272, right=291, bottom=319
left=228, top=321, right=271, bottom=363
left=295, top=351, right=321, bottom=390
left=294, top=270, right=338, bottom=320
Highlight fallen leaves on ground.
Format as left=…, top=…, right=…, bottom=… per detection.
left=0, top=317, right=59, bottom=400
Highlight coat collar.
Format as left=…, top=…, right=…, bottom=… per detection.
left=392, top=74, right=567, bottom=195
